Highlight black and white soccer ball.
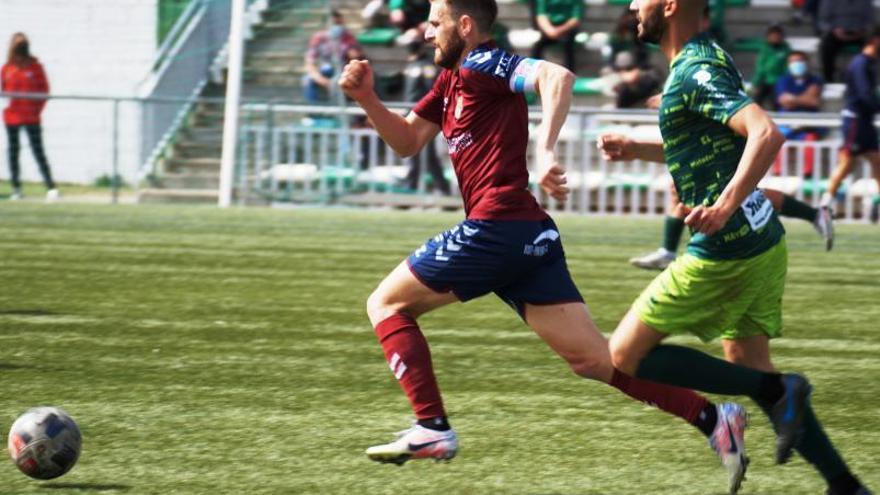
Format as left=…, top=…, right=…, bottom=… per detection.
left=7, top=406, right=82, bottom=479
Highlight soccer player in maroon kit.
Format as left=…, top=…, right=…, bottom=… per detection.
left=339, top=0, right=748, bottom=486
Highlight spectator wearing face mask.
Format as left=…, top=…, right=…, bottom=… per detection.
left=302, top=10, right=362, bottom=104
left=2, top=32, right=57, bottom=201
left=775, top=51, right=824, bottom=114
left=751, top=24, right=790, bottom=110
left=772, top=51, right=826, bottom=176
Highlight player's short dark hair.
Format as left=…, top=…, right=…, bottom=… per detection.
left=443, top=0, right=497, bottom=34
left=789, top=50, right=808, bottom=60
left=869, top=26, right=880, bottom=41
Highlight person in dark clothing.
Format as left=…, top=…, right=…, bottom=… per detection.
left=612, top=51, right=660, bottom=109
left=817, top=0, right=874, bottom=82
left=751, top=25, right=790, bottom=110
left=1, top=32, right=57, bottom=201
left=398, top=42, right=451, bottom=195
left=531, top=0, right=582, bottom=71
left=823, top=29, right=880, bottom=220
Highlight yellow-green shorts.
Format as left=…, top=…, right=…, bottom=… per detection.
left=633, top=238, right=787, bottom=342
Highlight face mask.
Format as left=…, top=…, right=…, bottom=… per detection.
left=789, top=61, right=807, bottom=77
left=329, top=25, right=345, bottom=40
left=13, top=42, right=28, bottom=57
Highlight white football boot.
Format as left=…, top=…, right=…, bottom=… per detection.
left=629, top=247, right=676, bottom=271
left=709, top=403, right=749, bottom=495
left=46, top=189, right=61, bottom=203
left=366, top=424, right=458, bottom=465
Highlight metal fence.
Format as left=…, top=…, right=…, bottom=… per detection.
left=236, top=104, right=880, bottom=222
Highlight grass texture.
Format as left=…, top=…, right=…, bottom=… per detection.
left=0, top=204, right=878, bottom=494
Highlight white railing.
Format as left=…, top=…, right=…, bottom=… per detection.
left=235, top=104, right=878, bottom=222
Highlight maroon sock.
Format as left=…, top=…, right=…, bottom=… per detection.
left=610, top=368, right=710, bottom=427
left=374, top=314, right=446, bottom=419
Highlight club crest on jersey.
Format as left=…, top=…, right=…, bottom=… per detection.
left=454, top=95, right=464, bottom=120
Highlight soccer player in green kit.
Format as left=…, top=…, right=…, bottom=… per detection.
left=590, top=0, right=871, bottom=493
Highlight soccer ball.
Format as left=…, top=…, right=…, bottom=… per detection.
left=7, top=407, right=82, bottom=479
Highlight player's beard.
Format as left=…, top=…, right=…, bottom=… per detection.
left=637, top=5, right=666, bottom=44
left=434, top=30, right=466, bottom=70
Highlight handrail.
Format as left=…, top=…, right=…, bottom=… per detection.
left=152, top=0, right=204, bottom=73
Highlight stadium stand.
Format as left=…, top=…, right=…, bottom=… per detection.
left=138, top=0, right=880, bottom=222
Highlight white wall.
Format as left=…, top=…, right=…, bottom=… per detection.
left=0, top=0, right=157, bottom=189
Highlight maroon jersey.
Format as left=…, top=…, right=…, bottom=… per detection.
left=413, top=43, right=547, bottom=221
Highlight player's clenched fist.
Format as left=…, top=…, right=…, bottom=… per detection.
left=597, top=134, right=636, bottom=161
left=338, top=59, right=375, bottom=103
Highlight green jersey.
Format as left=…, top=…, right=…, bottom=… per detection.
left=660, top=32, right=784, bottom=260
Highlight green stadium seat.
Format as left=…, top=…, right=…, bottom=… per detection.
left=801, top=178, right=835, bottom=196
left=573, top=77, right=604, bottom=95
left=297, top=117, right=341, bottom=129
left=357, top=28, right=399, bottom=46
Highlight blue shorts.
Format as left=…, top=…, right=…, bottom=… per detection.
left=407, top=218, right=583, bottom=318
left=841, top=116, right=879, bottom=156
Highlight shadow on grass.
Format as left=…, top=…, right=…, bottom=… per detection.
left=41, top=483, right=130, bottom=491
left=0, top=362, right=26, bottom=370
left=0, top=309, right=59, bottom=316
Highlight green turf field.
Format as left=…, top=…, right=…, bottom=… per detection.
left=1, top=203, right=878, bottom=494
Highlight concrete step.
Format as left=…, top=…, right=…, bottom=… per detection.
left=247, top=51, right=300, bottom=71
left=164, top=157, right=221, bottom=174
left=190, top=110, right=225, bottom=127
left=180, top=127, right=223, bottom=143
left=172, top=140, right=222, bottom=158
left=137, top=188, right=219, bottom=204
left=158, top=173, right=222, bottom=190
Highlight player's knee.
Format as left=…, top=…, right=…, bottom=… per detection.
left=366, top=288, right=396, bottom=327
left=609, top=345, right=639, bottom=376
left=567, top=353, right=611, bottom=380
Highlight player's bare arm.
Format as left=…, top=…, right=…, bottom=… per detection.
left=597, top=134, right=666, bottom=163
left=685, top=103, right=785, bottom=235
left=534, top=61, right=575, bottom=202
left=339, top=59, right=439, bottom=158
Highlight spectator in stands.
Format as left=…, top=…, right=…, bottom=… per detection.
left=751, top=25, right=790, bottom=110
left=398, top=42, right=451, bottom=195
left=706, top=0, right=727, bottom=45
left=823, top=28, right=880, bottom=220
left=390, top=0, right=431, bottom=43
left=818, top=0, right=874, bottom=82
left=773, top=51, right=826, bottom=176
left=776, top=50, right=824, bottom=114
left=303, top=10, right=362, bottom=104
left=606, top=10, right=649, bottom=71
left=531, top=0, right=582, bottom=71
left=611, top=52, right=661, bottom=109
left=1, top=32, right=57, bottom=201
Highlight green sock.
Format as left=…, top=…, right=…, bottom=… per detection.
left=662, top=216, right=685, bottom=253
left=636, top=345, right=780, bottom=402
left=755, top=399, right=851, bottom=487
left=780, top=194, right=818, bottom=223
